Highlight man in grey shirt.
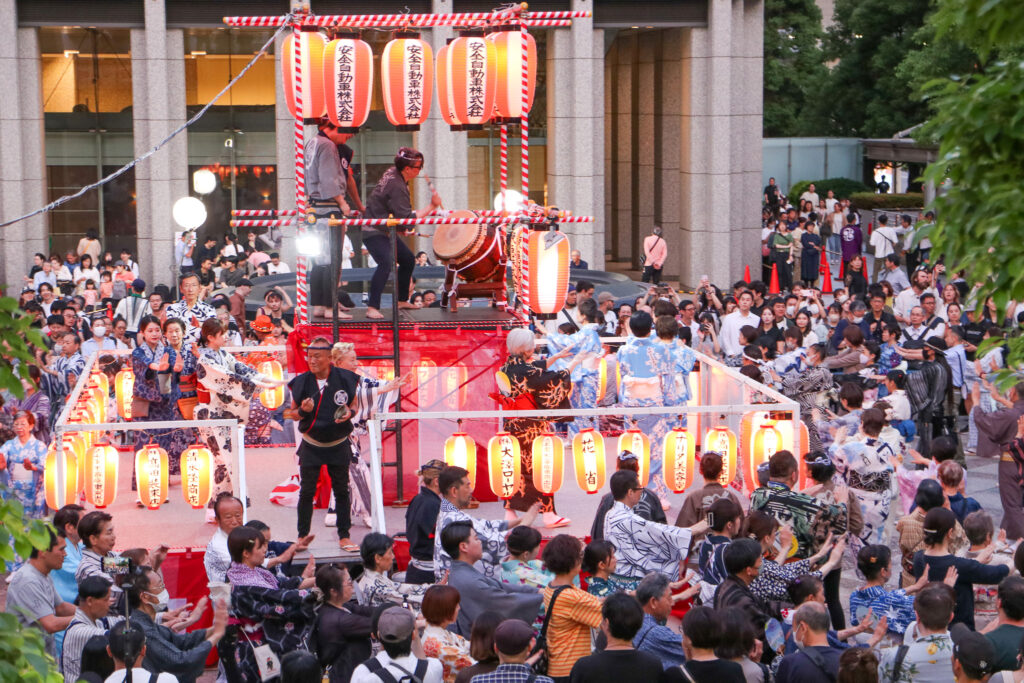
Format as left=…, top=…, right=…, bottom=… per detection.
left=5, top=530, right=76, bottom=658
left=881, top=253, right=912, bottom=295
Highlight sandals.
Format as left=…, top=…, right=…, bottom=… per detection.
left=543, top=516, right=571, bottom=529
left=338, top=538, right=360, bottom=553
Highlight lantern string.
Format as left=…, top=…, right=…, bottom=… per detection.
left=0, top=20, right=292, bottom=229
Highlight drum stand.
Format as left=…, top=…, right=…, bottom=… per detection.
left=440, top=252, right=509, bottom=311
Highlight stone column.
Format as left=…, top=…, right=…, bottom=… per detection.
left=656, top=30, right=683, bottom=279
left=274, top=32, right=298, bottom=269
left=131, top=0, right=188, bottom=288
left=546, top=0, right=605, bottom=269
left=611, top=33, right=637, bottom=262
left=0, top=1, right=47, bottom=287
left=730, top=0, right=763, bottom=279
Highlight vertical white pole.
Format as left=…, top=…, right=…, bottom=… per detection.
left=368, top=419, right=387, bottom=534
left=236, top=423, right=248, bottom=523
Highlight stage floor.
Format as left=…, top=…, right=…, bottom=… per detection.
left=306, top=305, right=521, bottom=328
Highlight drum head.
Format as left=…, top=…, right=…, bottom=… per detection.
left=433, top=210, right=482, bottom=261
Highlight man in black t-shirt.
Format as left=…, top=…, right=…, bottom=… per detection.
left=764, top=177, right=781, bottom=208
left=569, top=593, right=663, bottom=683
left=285, top=336, right=359, bottom=550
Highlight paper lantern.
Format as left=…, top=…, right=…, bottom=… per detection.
left=87, top=371, right=109, bottom=399
left=773, top=416, right=811, bottom=488
left=617, top=428, right=651, bottom=487
left=705, top=426, right=738, bottom=487
left=135, top=444, right=169, bottom=510
left=414, top=359, right=438, bottom=407
left=437, top=32, right=497, bottom=130
left=115, top=368, right=134, bottom=420
left=323, top=34, right=373, bottom=131
left=282, top=29, right=328, bottom=122
left=522, top=229, right=570, bottom=317
left=181, top=444, right=215, bottom=509
left=83, top=387, right=106, bottom=423
left=444, top=432, right=477, bottom=489
left=44, top=440, right=79, bottom=510
left=258, top=360, right=285, bottom=410
left=663, top=427, right=697, bottom=493
left=60, top=432, right=88, bottom=493
left=531, top=432, right=565, bottom=494
left=84, top=444, right=118, bottom=508
left=487, top=432, right=521, bottom=499
left=746, top=420, right=783, bottom=493
left=595, top=358, right=619, bottom=404
left=488, top=26, right=537, bottom=123
left=370, top=360, right=396, bottom=383
left=440, top=363, right=468, bottom=411
left=687, top=369, right=701, bottom=445
left=572, top=428, right=606, bottom=494
left=381, top=32, right=433, bottom=131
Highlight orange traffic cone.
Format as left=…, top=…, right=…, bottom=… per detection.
left=744, top=265, right=751, bottom=284
left=838, top=258, right=845, bottom=280
left=821, top=259, right=834, bottom=293
left=769, top=263, right=780, bottom=294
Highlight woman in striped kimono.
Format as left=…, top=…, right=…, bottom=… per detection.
left=545, top=299, right=604, bottom=435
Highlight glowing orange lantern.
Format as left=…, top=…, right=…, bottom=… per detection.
left=440, top=363, right=468, bottom=411
left=323, top=34, right=373, bottom=131
left=662, top=427, right=696, bottom=493
left=115, top=368, right=134, bottom=420
left=596, top=358, right=620, bottom=404
left=45, top=440, right=79, bottom=510
left=773, top=416, right=811, bottom=488
left=572, top=428, right=606, bottom=494
left=745, top=419, right=783, bottom=492
left=414, top=359, right=438, bottom=407
left=705, top=426, right=739, bottom=487
left=522, top=229, right=570, bottom=317
left=617, top=428, right=651, bottom=487
left=82, top=388, right=106, bottom=422
left=135, top=443, right=169, bottom=510
left=282, top=29, right=327, bottom=122
left=444, top=432, right=477, bottom=489
left=531, top=432, right=565, bottom=494
left=381, top=32, right=433, bottom=131
left=370, top=360, right=396, bottom=382
left=59, top=432, right=88, bottom=493
left=258, top=360, right=285, bottom=410
left=181, top=444, right=215, bottom=509
left=487, top=26, right=537, bottom=123
left=84, top=444, right=118, bottom=508
left=88, top=370, right=109, bottom=398
left=487, top=432, right=521, bottom=499
left=437, top=31, right=497, bottom=130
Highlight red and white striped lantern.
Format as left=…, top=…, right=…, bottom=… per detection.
left=282, top=28, right=327, bottom=122
left=381, top=32, right=433, bottom=131
left=437, top=31, right=497, bottom=131
left=323, top=34, right=374, bottom=131
left=523, top=229, right=570, bottom=317
left=488, top=26, right=536, bottom=123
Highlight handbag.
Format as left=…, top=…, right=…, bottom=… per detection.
left=531, top=584, right=571, bottom=674
left=240, top=628, right=282, bottom=682
left=130, top=396, right=150, bottom=419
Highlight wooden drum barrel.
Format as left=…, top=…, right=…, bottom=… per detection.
left=431, top=210, right=504, bottom=282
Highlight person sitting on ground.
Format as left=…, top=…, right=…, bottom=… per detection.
left=633, top=572, right=692, bottom=669
left=501, top=525, right=555, bottom=588
left=569, top=593, right=664, bottom=683
left=453, top=612, right=502, bottom=683
left=356, top=532, right=429, bottom=608
left=540, top=534, right=605, bottom=678
left=419, top=585, right=474, bottom=683
left=204, top=493, right=245, bottom=584
left=313, top=563, right=374, bottom=683
left=442, top=521, right=543, bottom=638
left=696, top=497, right=743, bottom=603
left=674, top=450, right=746, bottom=530
left=350, top=606, right=443, bottom=683
left=104, top=622, right=179, bottom=683
left=776, top=602, right=845, bottom=683
left=471, top=619, right=553, bottom=683
left=590, top=450, right=667, bottom=541
left=662, top=605, right=745, bottom=683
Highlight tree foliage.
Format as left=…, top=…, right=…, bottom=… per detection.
left=763, top=0, right=830, bottom=136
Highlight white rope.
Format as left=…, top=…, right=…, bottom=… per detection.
left=0, top=20, right=292, bottom=229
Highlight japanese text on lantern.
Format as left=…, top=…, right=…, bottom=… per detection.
left=540, top=437, right=554, bottom=492
left=91, top=450, right=104, bottom=502
left=186, top=456, right=201, bottom=507
left=763, top=427, right=779, bottom=459
left=407, top=43, right=423, bottom=119
left=144, top=448, right=161, bottom=505
left=499, top=434, right=516, bottom=498
left=670, top=432, right=689, bottom=491
left=580, top=432, right=598, bottom=489
left=336, top=44, right=354, bottom=123
left=467, top=40, right=486, bottom=119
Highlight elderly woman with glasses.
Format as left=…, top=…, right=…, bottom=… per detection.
left=362, top=147, right=443, bottom=320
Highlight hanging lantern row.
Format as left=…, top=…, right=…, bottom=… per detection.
left=281, top=26, right=535, bottom=132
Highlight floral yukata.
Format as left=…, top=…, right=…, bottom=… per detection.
left=132, top=341, right=191, bottom=476
left=498, top=354, right=572, bottom=514
left=0, top=436, right=47, bottom=518
left=546, top=323, right=604, bottom=434
left=830, top=435, right=895, bottom=553
left=778, top=364, right=834, bottom=452
left=163, top=298, right=216, bottom=347
left=355, top=568, right=428, bottom=608
left=603, top=501, right=693, bottom=591
left=501, top=559, right=555, bottom=589
left=421, top=624, right=474, bottom=683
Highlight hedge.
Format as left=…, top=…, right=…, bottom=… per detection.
left=787, top=177, right=871, bottom=201
left=848, top=192, right=925, bottom=211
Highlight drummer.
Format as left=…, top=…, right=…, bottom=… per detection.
left=362, top=147, right=443, bottom=320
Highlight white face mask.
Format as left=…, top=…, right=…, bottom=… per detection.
left=147, top=589, right=170, bottom=612
left=92, top=325, right=106, bottom=337
left=785, top=306, right=796, bottom=317
left=808, top=304, right=820, bottom=316
left=859, top=353, right=871, bottom=364
left=828, top=314, right=841, bottom=325
left=852, top=316, right=864, bottom=324
left=837, top=295, right=849, bottom=304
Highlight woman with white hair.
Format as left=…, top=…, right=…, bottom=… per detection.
left=495, top=327, right=579, bottom=527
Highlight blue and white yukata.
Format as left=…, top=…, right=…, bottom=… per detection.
left=132, top=341, right=191, bottom=475
left=830, top=435, right=894, bottom=554
left=547, top=323, right=604, bottom=434
left=0, top=436, right=47, bottom=518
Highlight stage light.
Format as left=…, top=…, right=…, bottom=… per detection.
left=493, top=189, right=525, bottom=213
left=135, top=443, right=169, bottom=510
left=381, top=32, right=433, bottom=131
left=487, top=432, right=521, bottom=499
left=705, top=426, right=738, bottom=487
left=84, top=444, right=118, bottom=508
left=115, top=368, right=134, bottom=419
left=45, top=440, right=80, bottom=510
left=182, top=444, right=215, bottom=509
left=295, top=232, right=323, bottom=257
left=662, top=427, right=696, bottom=493
left=323, top=35, right=373, bottom=131
left=444, top=432, right=477, bottom=489
left=173, top=196, right=207, bottom=230
left=193, top=169, right=217, bottom=195
left=258, top=360, right=285, bottom=409
left=572, top=428, right=606, bottom=494
left=282, top=29, right=327, bottom=122
left=617, top=428, right=651, bottom=487
left=531, top=432, right=565, bottom=495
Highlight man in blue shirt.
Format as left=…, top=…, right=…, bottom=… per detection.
left=633, top=573, right=686, bottom=669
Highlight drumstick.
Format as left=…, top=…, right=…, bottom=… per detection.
left=421, top=170, right=444, bottom=210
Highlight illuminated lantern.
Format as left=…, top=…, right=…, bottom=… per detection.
left=88, top=370, right=109, bottom=398
left=258, top=360, right=285, bottom=410
left=443, top=431, right=477, bottom=488
left=282, top=29, right=328, bottom=122
left=522, top=229, right=570, bottom=317
left=662, top=427, right=697, bottom=493
left=44, top=440, right=79, bottom=510
left=745, top=420, right=783, bottom=492
left=83, top=387, right=106, bottom=422
left=595, top=358, right=620, bottom=404
left=437, top=31, right=497, bottom=130
left=370, top=360, right=396, bottom=382
left=531, top=432, right=565, bottom=494
left=617, top=428, right=651, bottom=486
left=381, top=32, right=433, bottom=131
left=135, top=443, right=169, bottom=510
left=84, top=444, right=118, bottom=508
left=773, top=416, right=811, bottom=488
left=60, top=432, right=88, bottom=493
left=572, top=428, right=606, bottom=494
left=487, top=26, right=537, bottom=123
left=688, top=369, right=701, bottom=443
left=705, top=426, right=739, bottom=487
left=440, top=363, right=468, bottom=411
left=323, top=34, right=373, bottom=131
left=115, top=368, right=134, bottom=420
left=487, top=432, right=521, bottom=499
left=181, top=444, right=215, bottom=509
left=414, top=359, right=438, bottom=407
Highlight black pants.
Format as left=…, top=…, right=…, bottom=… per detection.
left=364, top=233, right=414, bottom=309
left=823, top=566, right=845, bottom=630
left=641, top=265, right=661, bottom=284
left=404, top=565, right=436, bottom=585
left=297, top=455, right=351, bottom=539
left=771, top=251, right=792, bottom=290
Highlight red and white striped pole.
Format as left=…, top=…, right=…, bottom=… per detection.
left=499, top=125, right=508, bottom=195
left=519, top=17, right=529, bottom=200
left=231, top=209, right=299, bottom=217
left=292, top=21, right=309, bottom=326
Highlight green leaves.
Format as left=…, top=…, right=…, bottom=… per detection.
left=763, top=0, right=830, bottom=136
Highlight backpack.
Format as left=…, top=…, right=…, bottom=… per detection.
left=112, top=279, right=127, bottom=300
left=362, top=657, right=430, bottom=683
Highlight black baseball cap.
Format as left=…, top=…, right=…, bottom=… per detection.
left=951, top=623, right=995, bottom=678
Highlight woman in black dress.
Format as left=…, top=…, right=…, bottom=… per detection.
left=801, top=221, right=822, bottom=286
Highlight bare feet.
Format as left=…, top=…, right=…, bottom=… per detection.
left=366, top=308, right=384, bottom=319
left=397, top=302, right=417, bottom=310
left=334, top=310, right=353, bottom=320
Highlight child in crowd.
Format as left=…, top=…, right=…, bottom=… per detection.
left=244, top=519, right=312, bottom=580
left=581, top=540, right=630, bottom=598
left=82, top=279, right=98, bottom=307
left=894, top=435, right=960, bottom=515
left=99, top=270, right=114, bottom=300
left=697, top=497, right=743, bottom=604
left=938, top=461, right=982, bottom=523
left=501, top=525, right=555, bottom=589
left=849, top=544, right=923, bottom=637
